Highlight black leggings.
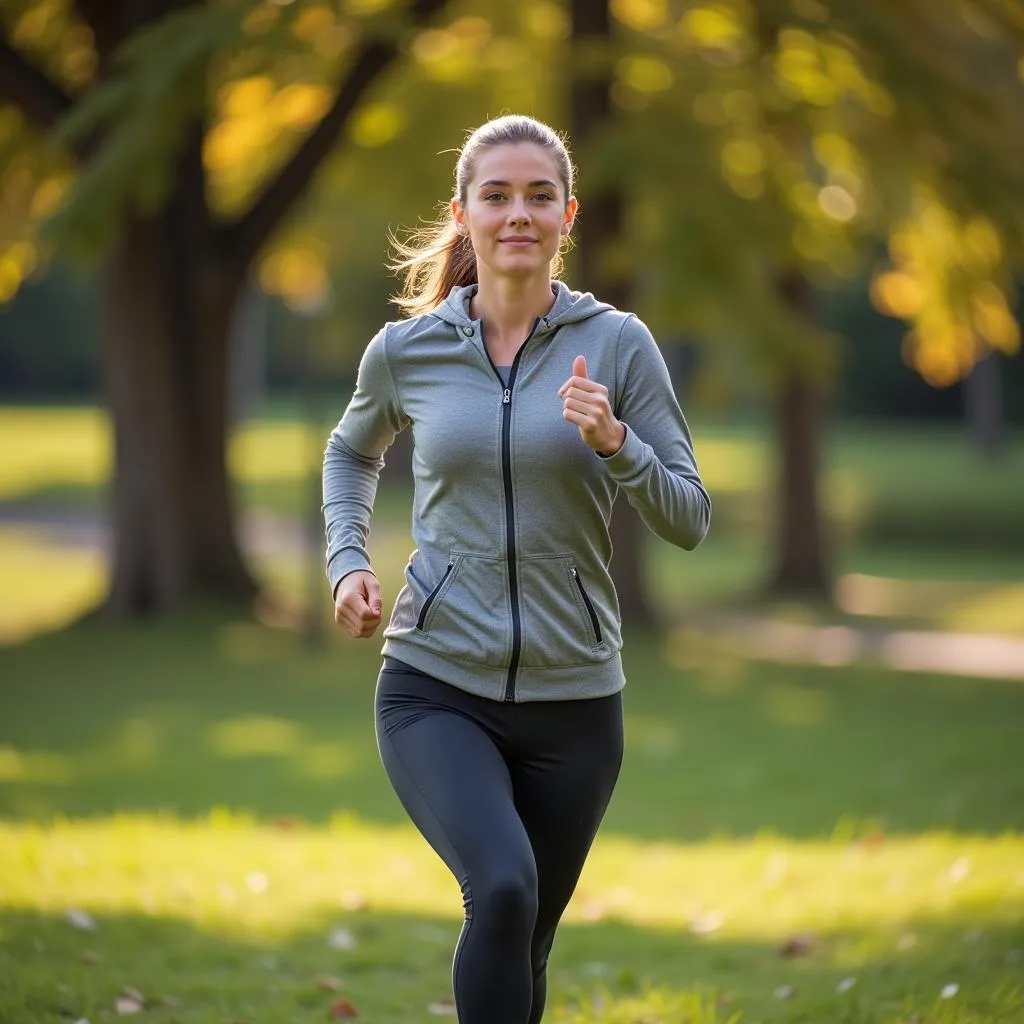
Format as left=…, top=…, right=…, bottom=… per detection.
left=375, top=657, right=624, bottom=1023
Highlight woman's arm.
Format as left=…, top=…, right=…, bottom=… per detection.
left=599, top=315, right=711, bottom=550
left=322, top=325, right=410, bottom=598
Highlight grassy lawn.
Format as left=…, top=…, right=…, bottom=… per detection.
left=1, top=404, right=1023, bottom=1021
left=1, top=615, right=1023, bottom=1023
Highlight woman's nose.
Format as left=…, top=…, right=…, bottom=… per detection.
left=506, top=197, right=530, bottom=223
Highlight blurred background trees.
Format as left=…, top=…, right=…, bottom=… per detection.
left=0, top=0, right=1021, bottom=621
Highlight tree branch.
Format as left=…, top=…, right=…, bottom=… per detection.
left=0, top=30, right=79, bottom=144
left=221, top=0, right=449, bottom=270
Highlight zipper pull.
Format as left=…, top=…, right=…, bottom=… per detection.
left=503, top=388, right=511, bottom=404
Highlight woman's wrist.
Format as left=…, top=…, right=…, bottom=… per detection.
left=598, top=422, right=627, bottom=457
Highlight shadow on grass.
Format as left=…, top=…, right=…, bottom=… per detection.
left=1, top=904, right=1022, bottom=1023
left=1, top=612, right=1023, bottom=838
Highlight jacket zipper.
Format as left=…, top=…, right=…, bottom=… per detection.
left=482, top=318, right=540, bottom=703
left=571, top=567, right=603, bottom=644
left=416, top=560, right=454, bottom=631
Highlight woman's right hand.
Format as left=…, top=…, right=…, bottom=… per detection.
left=334, top=570, right=383, bottom=638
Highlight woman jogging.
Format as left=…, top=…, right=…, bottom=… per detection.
left=322, top=114, right=711, bottom=1023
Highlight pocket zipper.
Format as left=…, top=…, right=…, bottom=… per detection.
left=417, top=561, right=454, bottom=631
left=571, top=567, right=603, bottom=644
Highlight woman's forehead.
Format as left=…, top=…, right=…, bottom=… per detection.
left=470, top=143, right=564, bottom=189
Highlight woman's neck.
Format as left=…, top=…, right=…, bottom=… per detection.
left=469, top=271, right=556, bottom=354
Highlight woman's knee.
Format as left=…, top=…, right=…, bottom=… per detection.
left=469, top=864, right=539, bottom=932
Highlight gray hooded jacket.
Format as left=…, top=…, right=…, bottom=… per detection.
left=323, top=282, right=711, bottom=702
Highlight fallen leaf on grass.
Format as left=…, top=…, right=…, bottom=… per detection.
left=316, top=976, right=345, bottom=992
left=329, top=999, right=360, bottom=1019
left=340, top=890, right=368, bottom=912
left=773, top=985, right=797, bottom=1000
left=327, top=927, right=356, bottom=950
left=837, top=976, right=856, bottom=993
left=66, top=909, right=96, bottom=931
left=246, top=872, right=269, bottom=894
left=689, top=910, right=724, bottom=935
left=82, top=949, right=102, bottom=965
left=859, top=830, right=886, bottom=852
left=779, top=933, right=816, bottom=957
left=940, top=983, right=960, bottom=999
left=114, top=992, right=144, bottom=1015
left=427, top=1002, right=456, bottom=1016
left=947, top=858, right=971, bottom=884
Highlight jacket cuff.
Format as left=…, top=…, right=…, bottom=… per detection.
left=327, top=550, right=374, bottom=599
left=596, top=423, right=650, bottom=479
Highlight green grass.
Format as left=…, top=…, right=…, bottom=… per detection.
left=2, top=404, right=1023, bottom=1020
left=1, top=615, right=1023, bottom=1022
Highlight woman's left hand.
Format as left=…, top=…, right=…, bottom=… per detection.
left=558, top=355, right=626, bottom=456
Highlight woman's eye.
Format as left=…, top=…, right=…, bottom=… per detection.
left=532, top=193, right=553, bottom=202
left=484, top=193, right=506, bottom=202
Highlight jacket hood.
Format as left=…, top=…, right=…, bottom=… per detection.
left=433, top=281, right=614, bottom=331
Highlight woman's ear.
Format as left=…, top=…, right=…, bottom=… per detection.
left=562, top=195, right=579, bottom=235
left=451, top=197, right=468, bottom=235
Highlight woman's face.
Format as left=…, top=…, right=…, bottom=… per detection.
left=452, top=142, right=577, bottom=282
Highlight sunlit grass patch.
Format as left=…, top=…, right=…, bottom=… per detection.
left=0, top=816, right=1021, bottom=1023
left=0, top=407, right=110, bottom=502
left=0, top=526, right=104, bottom=643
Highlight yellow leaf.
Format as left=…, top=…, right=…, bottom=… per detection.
left=350, top=104, right=404, bottom=148
left=293, top=4, right=336, bottom=42
left=0, top=258, right=22, bottom=304
left=971, top=284, right=1020, bottom=352
left=204, top=117, right=274, bottom=172
left=679, top=5, right=743, bottom=47
left=721, top=137, right=765, bottom=177
left=617, top=54, right=673, bottom=93
left=31, top=177, right=68, bottom=218
left=871, top=271, right=924, bottom=318
left=273, top=84, right=332, bottom=129
left=612, top=0, right=669, bottom=32
left=220, top=76, right=274, bottom=118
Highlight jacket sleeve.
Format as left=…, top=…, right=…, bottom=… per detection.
left=598, top=314, right=711, bottom=550
left=322, top=326, right=409, bottom=597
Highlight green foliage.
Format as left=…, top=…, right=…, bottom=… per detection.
left=46, top=6, right=242, bottom=259
left=587, top=0, right=1024, bottom=382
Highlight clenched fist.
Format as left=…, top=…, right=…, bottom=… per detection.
left=558, top=354, right=626, bottom=457
left=335, top=570, right=383, bottom=639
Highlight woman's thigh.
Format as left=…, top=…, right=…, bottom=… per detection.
left=374, top=663, right=537, bottom=893
left=507, top=693, right=624, bottom=934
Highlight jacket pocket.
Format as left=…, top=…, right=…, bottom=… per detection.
left=570, top=566, right=603, bottom=644
left=518, top=554, right=608, bottom=669
left=414, top=551, right=510, bottom=667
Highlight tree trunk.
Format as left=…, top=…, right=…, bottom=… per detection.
left=768, top=274, right=832, bottom=599
left=2, top=0, right=452, bottom=619
left=964, top=350, right=1005, bottom=458
left=101, top=213, right=255, bottom=615
left=769, top=369, right=831, bottom=596
left=569, top=0, right=652, bottom=626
